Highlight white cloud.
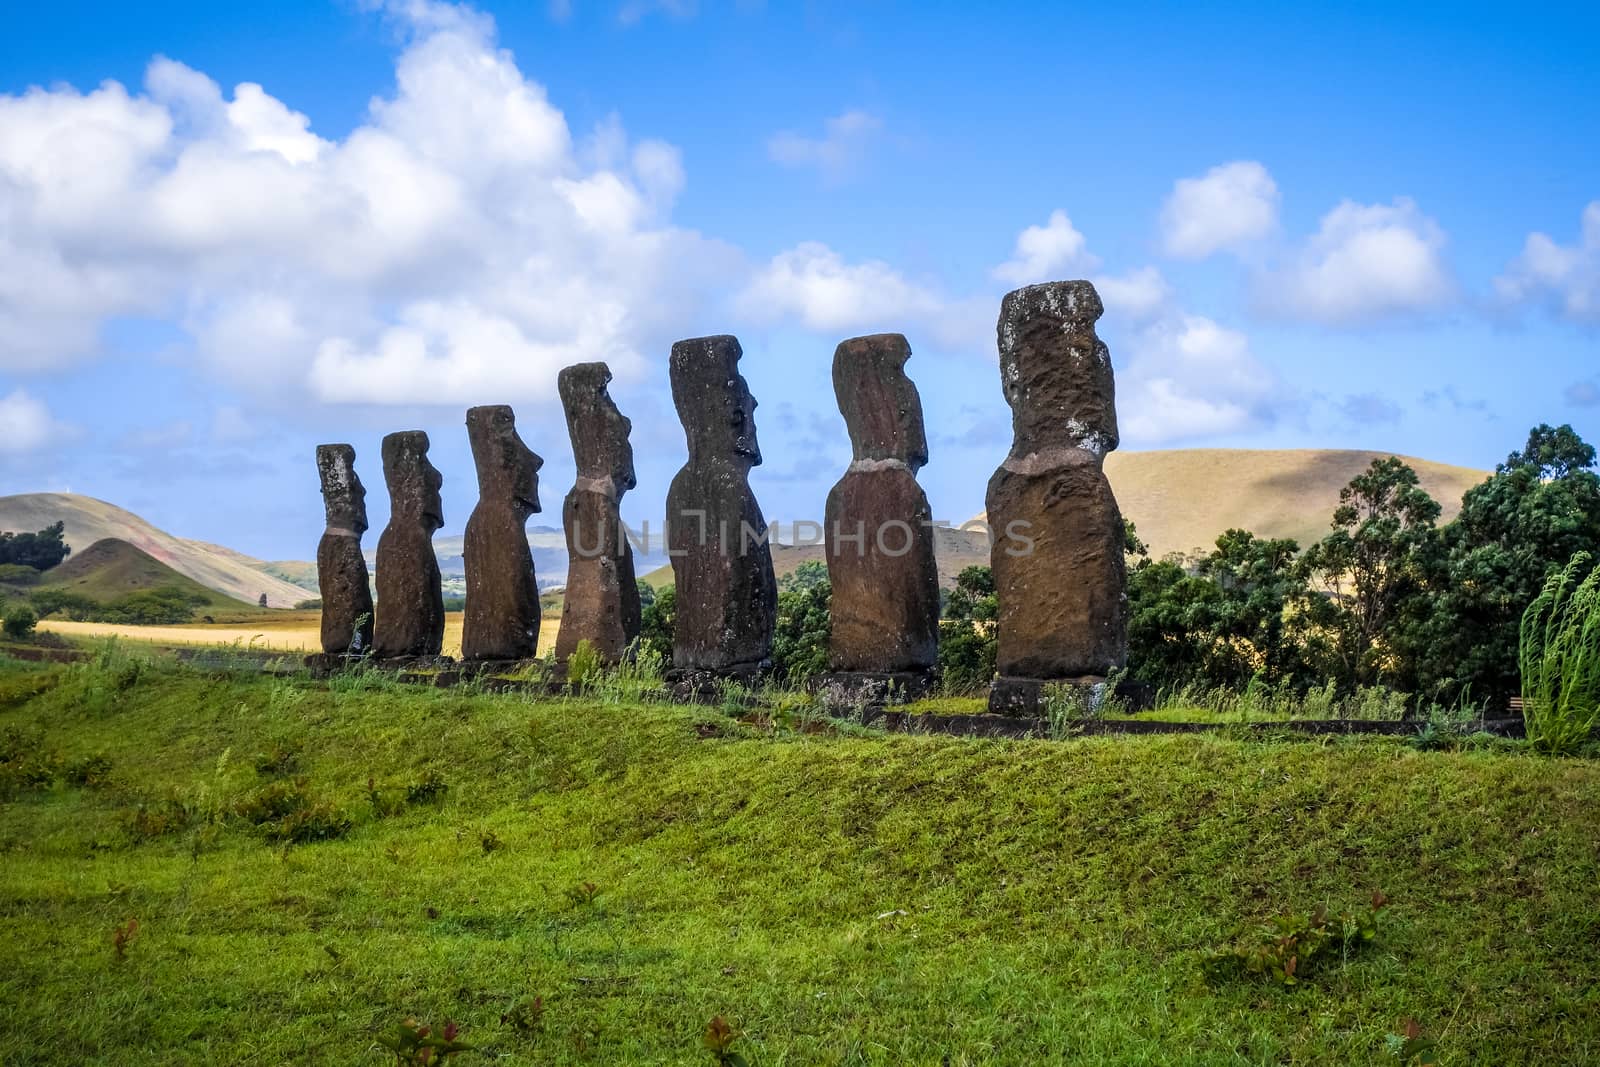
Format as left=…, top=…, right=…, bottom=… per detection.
left=1116, top=313, right=1279, bottom=443
left=1092, top=266, right=1173, bottom=322
left=1566, top=379, right=1599, bottom=407
left=1494, top=201, right=1600, bottom=323
left=736, top=241, right=987, bottom=350
left=1262, top=197, right=1453, bottom=323
left=767, top=110, right=883, bottom=183
left=0, top=389, right=76, bottom=454
left=992, top=210, right=1099, bottom=286
left=1160, top=160, right=1279, bottom=259
left=0, top=1, right=732, bottom=406
left=618, top=0, right=697, bottom=26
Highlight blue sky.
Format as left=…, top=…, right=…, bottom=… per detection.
left=1, top=0, right=1596, bottom=560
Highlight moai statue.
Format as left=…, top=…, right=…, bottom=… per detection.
left=818, top=334, right=940, bottom=706
left=986, top=281, right=1128, bottom=714
left=555, top=363, right=640, bottom=665
left=313, top=444, right=375, bottom=659
left=373, top=430, right=446, bottom=660
left=665, top=335, right=777, bottom=687
left=461, top=405, right=543, bottom=662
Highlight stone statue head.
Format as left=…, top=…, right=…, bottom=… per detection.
left=832, top=333, right=928, bottom=470
left=381, top=430, right=445, bottom=533
left=558, top=361, right=636, bottom=493
left=997, top=280, right=1119, bottom=457
left=466, top=405, right=542, bottom=518
left=316, top=443, right=368, bottom=534
left=670, top=335, right=760, bottom=467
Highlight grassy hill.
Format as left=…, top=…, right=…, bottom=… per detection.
left=0, top=655, right=1594, bottom=1063
left=21, top=538, right=256, bottom=610
left=0, top=493, right=307, bottom=607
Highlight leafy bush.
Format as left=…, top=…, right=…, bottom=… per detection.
left=1205, top=892, right=1388, bottom=985
left=28, top=589, right=97, bottom=620
left=272, top=801, right=352, bottom=843
left=567, top=638, right=602, bottom=687
left=1519, top=552, right=1600, bottom=754
left=406, top=769, right=448, bottom=805
left=294, top=598, right=323, bottom=610
left=0, top=563, right=40, bottom=585
left=938, top=565, right=997, bottom=694
left=639, top=584, right=676, bottom=665
left=375, top=1018, right=473, bottom=1064
left=772, top=568, right=830, bottom=682
left=3, top=604, right=38, bottom=640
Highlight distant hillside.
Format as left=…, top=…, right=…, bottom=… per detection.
left=980, top=448, right=1490, bottom=559
left=642, top=448, right=1491, bottom=588
left=0, top=494, right=309, bottom=608
left=23, top=538, right=254, bottom=608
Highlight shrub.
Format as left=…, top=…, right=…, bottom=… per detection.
left=294, top=598, right=323, bottom=610
left=1519, top=552, right=1600, bottom=754
left=567, top=638, right=602, bottom=687
left=1206, top=892, right=1388, bottom=986
left=0, top=563, right=40, bottom=585
left=2, top=605, right=38, bottom=640
left=271, top=801, right=352, bottom=843
left=406, top=769, right=448, bottom=805
left=639, top=584, right=676, bottom=665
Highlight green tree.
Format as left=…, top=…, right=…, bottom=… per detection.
left=635, top=579, right=656, bottom=612
left=938, top=565, right=997, bottom=692
left=1414, top=424, right=1600, bottom=702
left=1300, top=457, right=1441, bottom=689
left=638, top=584, right=675, bottom=664
left=0, top=522, right=71, bottom=572
left=3, top=604, right=38, bottom=640
left=771, top=571, right=831, bottom=682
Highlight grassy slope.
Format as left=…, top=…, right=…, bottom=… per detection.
left=22, top=538, right=260, bottom=612
left=0, top=493, right=309, bottom=608
left=2, top=656, right=1596, bottom=1065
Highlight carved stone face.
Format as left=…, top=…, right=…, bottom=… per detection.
left=316, top=443, right=369, bottom=534
left=466, top=405, right=542, bottom=517
left=832, top=333, right=928, bottom=470
left=382, top=430, right=445, bottom=533
left=558, top=361, right=637, bottom=493
left=997, top=280, right=1119, bottom=457
left=670, top=335, right=761, bottom=468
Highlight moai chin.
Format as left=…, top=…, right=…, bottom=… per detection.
left=373, top=430, right=446, bottom=660
left=818, top=334, right=940, bottom=706
left=665, top=335, right=777, bottom=686
left=461, top=405, right=543, bottom=662
left=986, top=281, right=1128, bottom=715
left=314, top=444, right=375, bottom=658
left=555, top=362, right=641, bottom=665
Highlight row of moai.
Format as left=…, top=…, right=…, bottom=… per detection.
left=312, top=280, right=1128, bottom=714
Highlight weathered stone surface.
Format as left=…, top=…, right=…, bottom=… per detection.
left=824, top=333, right=940, bottom=674
left=461, top=405, right=543, bottom=662
left=314, top=443, right=374, bottom=655
left=665, top=335, right=777, bottom=674
left=373, top=431, right=446, bottom=659
left=986, top=281, right=1127, bottom=713
left=555, top=362, right=641, bottom=664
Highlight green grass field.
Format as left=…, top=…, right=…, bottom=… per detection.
left=1, top=648, right=1596, bottom=1064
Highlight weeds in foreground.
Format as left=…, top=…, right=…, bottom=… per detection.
left=1386, top=1018, right=1440, bottom=1064
left=374, top=1019, right=473, bottom=1065
left=1205, top=891, right=1388, bottom=986
left=702, top=1016, right=748, bottom=1067
left=111, top=918, right=139, bottom=962
left=1520, top=551, right=1600, bottom=754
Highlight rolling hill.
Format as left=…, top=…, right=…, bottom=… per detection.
left=18, top=537, right=255, bottom=609
left=0, top=494, right=309, bottom=608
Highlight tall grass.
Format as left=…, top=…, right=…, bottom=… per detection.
left=1519, top=552, right=1600, bottom=754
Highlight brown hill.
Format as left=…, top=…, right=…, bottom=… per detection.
left=26, top=538, right=254, bottom=608
left=0, top=493, right=308, bottom=608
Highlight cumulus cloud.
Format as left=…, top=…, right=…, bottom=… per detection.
left=736, top=241, right=988, bottom=349
left=0, top=0, right=732, bottom=406
left=0, top=389, right=76, bottom=454
left=1092, top=266, right=1173, bottom=323
left=767, top=109, right=883, bottom=183
left=1261, top=197, right=1453, bottom=323
left=1115, top=312, right=1279, bottom=443
left=1494, top=202, right=1600, bottom=323
left=1160, top=160, right=1279, bottom=259
left=992, top=210, right=1099, bottom=286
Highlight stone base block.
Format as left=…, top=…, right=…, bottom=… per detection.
left=666, top=664, right=767, bottom=703
left=302, top=652, right=370, bottom=677
left=988, top=674, right=1153, bottom=716
left=815, top=670, right=935, bottom=711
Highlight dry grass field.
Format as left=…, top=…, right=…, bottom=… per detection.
left=39, top=611, right=562, bottom=658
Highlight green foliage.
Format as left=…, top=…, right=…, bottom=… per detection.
left=0, top=563, right=40, bottom=585
left=374, top=1018, right=474, bottom=1065
left=772, top=570, right=830, bottom=682
left=566, top=638, right=603, bottom=687
left=1386, top=1018, right=1440, bottom=1065
left=0, top=521, right=71, bottom=571
left=294, top=598, right=323, bottom=610
left=635, top=578, right=657, bottom=612
left=639, top=583, right=676, bottom=664
left=30, top=585, right=208, bottom=624
left=232, top=778, right=352, bottom=842
left=1205, top=892, right=1388, bottom=986
left=938, top=565, right=997, bottom=693
left=1519, top=552, right=1600, bottom=754
left=406, top=769, right=448, bottom=805
left=3, top=604, right=38, bottom=640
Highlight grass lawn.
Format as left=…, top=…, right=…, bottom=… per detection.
left=1, top=648, right=1596, bottom=1064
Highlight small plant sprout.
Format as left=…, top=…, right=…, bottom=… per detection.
left=702, top=1015, right=748, bottom=1067
left=1204, top=892, right=1389, bottom=986
left=1386, top=1017, right=1440, bottom=1064
left=374, top=1018, right=474, bottom=1065
left=111, top=917, right=139, bottom=961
